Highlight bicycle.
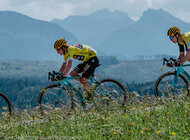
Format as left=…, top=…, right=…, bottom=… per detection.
left=0, top=92, right=12, bottom=116
left=38, top=71, right=127, bottom=115
left=154, top=58, right=190, bottom=101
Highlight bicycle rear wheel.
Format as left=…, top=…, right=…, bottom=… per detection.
left=0, top=92, right=12, bottom=117
left=154, top=72, right=189, bottom=101
left=93, top=78, right=127, bottom=110
left=38, top=84, right=74, bottom=115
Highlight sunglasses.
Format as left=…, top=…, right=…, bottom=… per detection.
left=169, top=36, right=174, bottom=40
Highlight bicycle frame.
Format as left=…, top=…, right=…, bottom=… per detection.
left=55, top=76, right=111, bottom=105
left=171, top=64, right=190, bottom=88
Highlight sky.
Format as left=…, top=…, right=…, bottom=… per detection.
left=0, top=0, right=190, bottom=22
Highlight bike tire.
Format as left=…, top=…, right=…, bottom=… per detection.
left=92, top=78, right=127, bottom=109
left=38, top=83, right=75, bottom=115
left=154, top=72, right=189, bottom=100
left=0, top=92, right=12, bottom=116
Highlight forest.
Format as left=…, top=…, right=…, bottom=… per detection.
left=0, top=76, right=155, bottom=111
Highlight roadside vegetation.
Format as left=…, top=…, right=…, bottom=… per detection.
left=0, top=93, right=189, bottom=139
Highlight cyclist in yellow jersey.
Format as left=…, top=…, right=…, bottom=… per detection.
left=168, top=26, right=190, bottom=65
left=54, top=38, right=99, bottom=98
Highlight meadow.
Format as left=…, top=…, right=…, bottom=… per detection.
left=0, top=93, right=189, bottom=139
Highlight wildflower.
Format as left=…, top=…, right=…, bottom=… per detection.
left=132, top=107, right=135, bottom=111
left=171, top=132, right=176, bottom=136
left=157, top=130, right=161, bottom=134
left=186, top=122, right=188, bottom=125
left=147, top=132, right=150, bottom=135
left=166, top=112, right=169, bottom=115
left=130, top=130, right=134, bottom=133
left=162, top=124, right=165, bottom=127
left=113, top=131, right=117, bottom=135
left=141, top=130, right=144, bottom=134
left=158, top=97, right=161, bottom=101
left=3, top=107, right=8, bottom=110
left=38, top=129, right=41, bottom=133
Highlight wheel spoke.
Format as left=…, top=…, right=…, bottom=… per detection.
left=39, top=84, right=73, bottom=115
left=92, top=79, right=127, bottom=110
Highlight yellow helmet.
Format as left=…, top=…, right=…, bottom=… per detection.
left=167, top=26, right=180, bottom=36
left=54, top=38, right=67, bottom=50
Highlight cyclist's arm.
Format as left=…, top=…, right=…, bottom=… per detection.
left=180, top=51, right=190, bottom=65
left=177, top=43, right=185, bottom=60
left=178, top=52, right=185, bottom=60
left=62, top=59, right=73, bottom=77
left=59, top=61, right=67, bottom=73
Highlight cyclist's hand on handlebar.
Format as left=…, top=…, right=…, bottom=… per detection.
left=48, top=71, right=65, bottom=81
left=174, top=61, right=181, bottom=67
left=50, top=77, right=54, bottom=82
left=163, top=57, right=181, bottom=67
left=55, top=74, right=64, bottom=81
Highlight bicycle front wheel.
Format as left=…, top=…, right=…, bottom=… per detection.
left=0, top=92, right=12, bottom=117
left=38, top=84, right=74, bottom=115
left=154, top=72, right=189, bottom=100
left=93, top=78, right=127, bottom=110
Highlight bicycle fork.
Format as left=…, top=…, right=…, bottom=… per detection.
left=172, top=71, right=179, bottom=90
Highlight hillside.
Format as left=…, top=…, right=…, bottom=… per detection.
left=0, top=59, right=185, bottom=83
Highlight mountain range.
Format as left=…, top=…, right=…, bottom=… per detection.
left=0, top=11, right=78, bottom=60
left=0, top=9, right=190, bottom=60
left=52, top=8, right=190, bottom=59
left=52, top=9, right=134, bottom=46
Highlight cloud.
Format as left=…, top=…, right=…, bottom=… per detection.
left=0, top=0, right=189, bottom=22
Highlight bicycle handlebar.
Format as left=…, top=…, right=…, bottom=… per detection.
left=163, top=57, right=180, bottom=67
left=48, top=71, right=66, bottom=81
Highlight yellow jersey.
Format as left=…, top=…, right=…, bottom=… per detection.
left=178, top=32, right=190, bottom=51
left=64, top=44, right=97, bottom=62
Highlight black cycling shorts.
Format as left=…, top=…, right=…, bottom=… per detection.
left=74, top=56, right=99, bottom=78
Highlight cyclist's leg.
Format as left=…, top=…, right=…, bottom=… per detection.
left=81, top=56, right=99, bottom=79
left=69, top=69, right=80, bottom=77
left=81, top=57, right=99, bottom=100
left=69, top=62, right=86, bottom=83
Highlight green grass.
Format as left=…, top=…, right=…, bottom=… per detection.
left=0, top=95, right=190, bottom=139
